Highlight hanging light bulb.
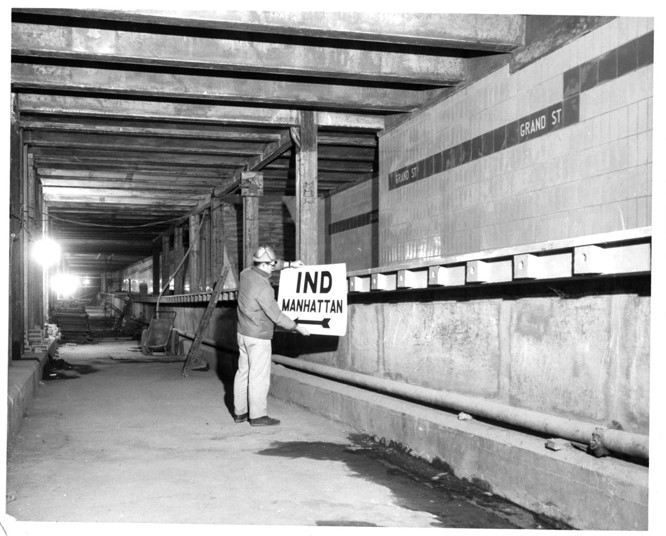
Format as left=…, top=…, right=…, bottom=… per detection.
left=32, top=237, right=61, bottom=267
left=51, top=273, right=80, bottom=298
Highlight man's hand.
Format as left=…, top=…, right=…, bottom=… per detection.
left=290, top=260, right=305, bottom=268
left=295, top=325, right=310, bottom=336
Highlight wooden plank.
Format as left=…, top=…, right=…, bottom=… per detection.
left=296, top=111, right=318, bottom=265
left=246, top=130, right=292, bottom=171
left=182, top=266, right=230, bottom=377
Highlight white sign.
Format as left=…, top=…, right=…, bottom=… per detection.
left=278, top=263, right=348, bottom=336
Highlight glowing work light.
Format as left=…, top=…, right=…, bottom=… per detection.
left=51, top=273, right=80, bottom=298
left=32, top=237, right=61, bottom=267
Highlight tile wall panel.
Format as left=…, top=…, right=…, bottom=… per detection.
left=377, top=17, right=653, bottom=265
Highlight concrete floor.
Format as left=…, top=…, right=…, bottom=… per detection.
left=5, top=338, right=563, bottom=532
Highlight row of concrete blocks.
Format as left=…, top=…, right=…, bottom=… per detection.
left=351, top=235, right=651, bottom=292
left=269, top=364, right=649, bottom=530
left=131, top=228, right=651, bottom=305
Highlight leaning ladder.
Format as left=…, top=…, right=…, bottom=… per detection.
left=181, top=265, right=230, bottom=377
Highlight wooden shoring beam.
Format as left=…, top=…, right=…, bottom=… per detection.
left=295, top=111, right=318, bottom=265
left=241, top=171, right=263, bottom=270
left=246, top=130, right=293, bottom=171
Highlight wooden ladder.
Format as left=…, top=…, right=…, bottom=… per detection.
left=181, top=266, right=230, bottom=377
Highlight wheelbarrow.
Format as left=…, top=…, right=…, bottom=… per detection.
left=141, top=310, right=179, bottom=355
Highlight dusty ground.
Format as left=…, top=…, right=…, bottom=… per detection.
left=5, top=337, right=567, bottom=533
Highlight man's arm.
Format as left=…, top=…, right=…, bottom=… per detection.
left=256, top=285, right=310, bottom=335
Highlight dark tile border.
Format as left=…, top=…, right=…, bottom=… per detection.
left=329, top=209, right=379, bottom=235
left=387, top=30, right=653, bottom=192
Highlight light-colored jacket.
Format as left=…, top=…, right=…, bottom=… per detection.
left=237, top=266, right=296, bottom=339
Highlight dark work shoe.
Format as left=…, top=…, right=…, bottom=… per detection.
left=249, top=416, right=280, bottom=426
left=234, top=413, right=249, bottom=423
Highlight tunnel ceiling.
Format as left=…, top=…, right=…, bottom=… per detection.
left=11, top=9, right=525, bottom=274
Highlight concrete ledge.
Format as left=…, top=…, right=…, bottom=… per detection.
left=7, top=351, right=49, bottom=440
left=270, top=364, right=648, bottom=530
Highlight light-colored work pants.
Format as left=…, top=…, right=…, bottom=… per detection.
left=234, top=333, right=273, bottom=419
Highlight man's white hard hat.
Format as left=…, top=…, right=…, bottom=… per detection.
left=252, top=245, right=277, bottom=263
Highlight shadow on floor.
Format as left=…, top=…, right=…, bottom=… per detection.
left=213, top=349, right=238, bottom=418
left=255, top=434, right=569, bottom=530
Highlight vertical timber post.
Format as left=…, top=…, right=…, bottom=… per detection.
left=211, top=196, right=224, bottom=276
left=241, top=171, right=263, bottom=269
left=189, top=214, right=200, bottom=292
left=202, top=209, right=210, bottom=290
left=26, top=153, right=41, bottom=330
left=41, top=202, right=49, bottom=322
left=173, top=225, right=184, bottom=294
left=152, top=239, right=161, bottom=295
left=295, top=111, right=318, bottom=265
left=10, top=93, right=23, bottom=359
left=23, top=141, right=31, bottom=331
left=161, top=233, right=170, bottom=294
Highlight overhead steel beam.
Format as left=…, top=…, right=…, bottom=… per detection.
left=22, top=119, right=375, bottom=147
left=18, top=94, right=386, bottom=130
left=42, top=185, right=211, bottom=197
left=14, top=10, right=525, bottom=51
left=21, top=121, right=283, bottom=143
left=37, top=168, right=231, bottom=180
left=31, top=149, right=249, bottom=167
left=12, top=63, right=437, bottom=113
left=40, top=179, right=223, bottom=191
left=43, top=192, right=204, bottom=206
left=49, top=205, right=189, bottom=217
left=23, top=131, right=268, bottom=155
left=13, top=22, right=467, bottom=86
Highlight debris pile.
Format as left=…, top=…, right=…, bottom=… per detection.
left=119, top=314, right=149, bottom=340
left=50, top=300, right=92, bottom=343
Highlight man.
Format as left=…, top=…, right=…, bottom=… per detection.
left=234, top=245, right=310, bottom=426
